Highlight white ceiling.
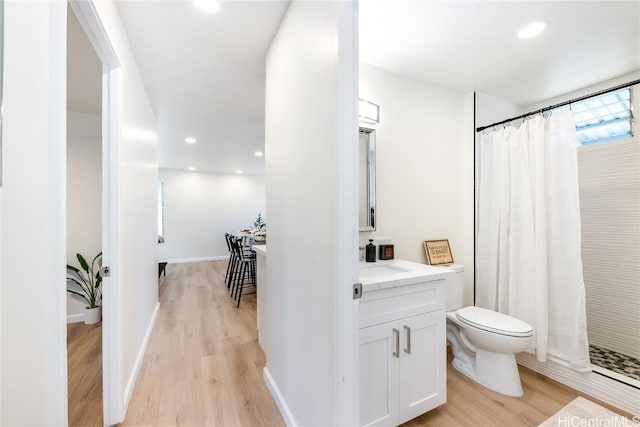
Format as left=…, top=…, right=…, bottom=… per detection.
left=360, top=1, right=640, bottom=107
left=112, top=1, right=639, bottom=175
left=117, top=0, right=289, bottom=175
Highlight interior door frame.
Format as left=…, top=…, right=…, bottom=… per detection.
left=335, top=1, right=360, bottom=425
left=67, top=1, right=124, bottom=425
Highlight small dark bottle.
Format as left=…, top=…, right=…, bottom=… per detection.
left=365, top=239, right=376, bottom=263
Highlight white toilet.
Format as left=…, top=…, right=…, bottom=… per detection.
left=440, top=264, right=533, bottom=397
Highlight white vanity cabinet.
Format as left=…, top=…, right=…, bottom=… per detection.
left=359, top=276, right=447, bottom=427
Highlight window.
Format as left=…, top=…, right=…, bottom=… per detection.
left=157, top=182, right=164, bottom=236
left=559, top=88, right=633, bottom=145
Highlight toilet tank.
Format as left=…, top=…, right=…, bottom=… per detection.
left=435, top=264, right=464, bottom=311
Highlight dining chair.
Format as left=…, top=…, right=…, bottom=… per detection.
left=229, top=236, right=256, bottom=308
left=224, top=233, right=236, bottom=289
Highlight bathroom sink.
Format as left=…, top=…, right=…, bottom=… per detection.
left=359, top=264, right=410, bottom=278
left=358, top=259, right=451, bottom=293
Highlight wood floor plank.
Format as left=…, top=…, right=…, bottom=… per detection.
left=122, top=261, right=284, bottom=427
left=67, top=321, right=102, bottom=427
left=405, top=349, right=632, bottom=426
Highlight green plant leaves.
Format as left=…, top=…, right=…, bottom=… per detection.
left=67, top=289, right=90, bottom=305
left=253, top=212, right=266, bottom=229
left=67, top=252, right=102, bottom=309
left=77, top=253, right=89, bottom=272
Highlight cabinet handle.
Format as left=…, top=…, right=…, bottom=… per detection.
left=392, top=328, right=400, bottom=358
left=404, top=325, right=411, bottom=354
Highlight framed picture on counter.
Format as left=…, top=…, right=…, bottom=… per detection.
left=423, top=239, right=453, bottom=265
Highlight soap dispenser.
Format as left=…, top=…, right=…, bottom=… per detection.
left=365, top=239, right=376, bottom=263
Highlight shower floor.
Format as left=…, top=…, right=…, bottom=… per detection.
left=589, top=344, right=640, bottom=381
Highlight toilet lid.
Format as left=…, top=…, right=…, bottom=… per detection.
left=456, top=306, right=533, bottom=337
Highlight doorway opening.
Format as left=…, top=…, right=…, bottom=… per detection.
left=66, top=5, right=104, bottom=425
left=65, top=1, right=123, bottom=424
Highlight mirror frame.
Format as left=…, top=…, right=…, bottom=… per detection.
left=359, top=127, right=376, bottom=231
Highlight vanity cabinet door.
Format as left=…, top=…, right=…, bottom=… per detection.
left=360, top=321, right=400, bottom=427
left=398, top=311, right=446, bottom=424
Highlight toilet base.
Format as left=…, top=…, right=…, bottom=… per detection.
left=451, top=349, right=524, bottom=397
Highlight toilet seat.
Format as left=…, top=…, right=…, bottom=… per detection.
left=456, top=306, right=533, bottom=338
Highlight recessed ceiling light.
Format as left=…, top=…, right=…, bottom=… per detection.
left=254, top=151, right=264, bottom=157
left=236, top=170, right=243, bottom=174
left=518, top=21, right=548, bottom=39
left=185, top=136, right=197, bottom=144
left=194, top=0, right=220, bottom=13
left=188, top=166, right=196, bottom=171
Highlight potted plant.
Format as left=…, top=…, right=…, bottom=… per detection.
left=253, top=212, right=266, bottom=230
left=253, top=213, right=267, bottom=242
left=67, top=252, right=103, bottom=325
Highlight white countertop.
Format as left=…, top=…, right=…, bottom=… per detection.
left=252, top=244, right=267, bottom=256
left=248, top=248, right=449, bottom=290
left=359, top=259, right=454, bottom=292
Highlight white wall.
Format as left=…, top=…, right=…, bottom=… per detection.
left=265, top=1, right=358, bottom=425
left=67, top=112, right=102, bottom=321
left=578, top=138, right=640, bottom=359
left=477, top=72, right=640, bottom=135
left=1, top=1, right=68, bottom=424
left=90, top=1, right=159, bottom=419
left=359, top=64, right=475, bottom=305
left=475, top=92, right=524, bottom=128
left=158, top=168, right=266, bottom=262
left=525, top=71, right=640, bottom=112
left=0, top=1, right=159, bottom=424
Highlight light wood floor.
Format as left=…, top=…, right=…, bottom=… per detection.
left=78, top=260, right=629, bottom=427
left=67, top=321, right=103, bottom=426
left=405, top=349, right=631, bottom=427
left=123, top=261, right=284, bottom=426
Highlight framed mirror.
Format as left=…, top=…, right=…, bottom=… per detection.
left=359, top=127, right=376, bottom=231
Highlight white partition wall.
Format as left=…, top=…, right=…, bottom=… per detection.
left=89, top=1, right=159, bottom=421
left=1, top=1, right=159, bottom=424
left=264, top=1, right=359, bottom=425
left=1, top=2, right=68, bottom=424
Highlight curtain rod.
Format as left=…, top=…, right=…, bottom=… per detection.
left=476, top=78, right=640, bottom=132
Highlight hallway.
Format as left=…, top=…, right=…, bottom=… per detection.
left=123, top=261, right=284, bottom=426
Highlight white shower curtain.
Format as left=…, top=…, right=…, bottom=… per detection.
left=476, top=110, right=591, bottom=372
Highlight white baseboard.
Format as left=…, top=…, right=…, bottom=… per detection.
left=67, top=313, right=85, bottom=324
left=264, top=367, right=298, bottom=427
left=123, top=302, right=160, bottom=411
left=517, top=353, right=640, bottom=416
left=161, top=255, right=229, bottom=264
